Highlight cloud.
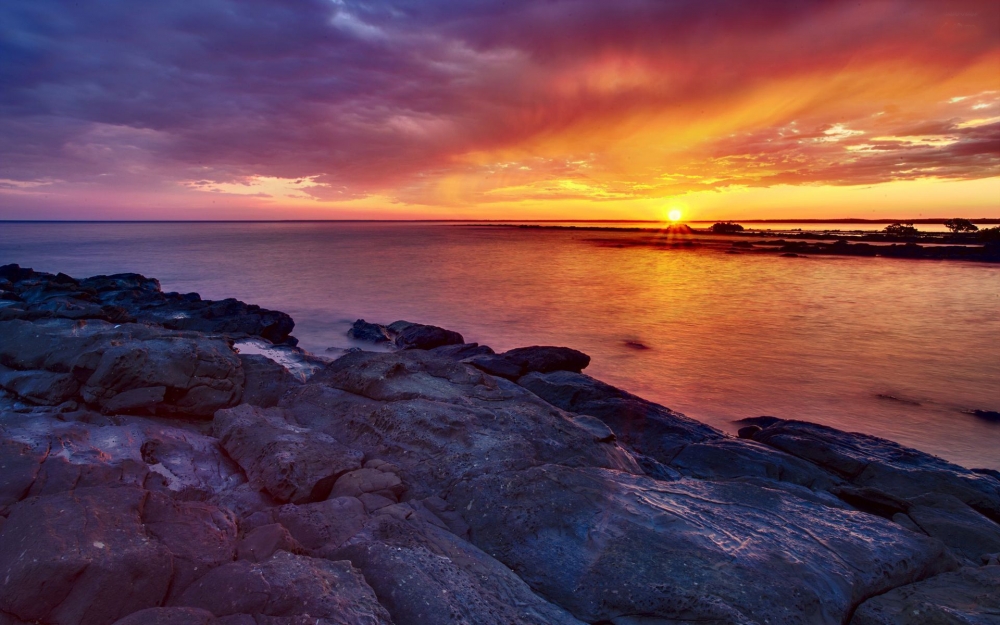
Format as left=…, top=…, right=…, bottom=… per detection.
left=0, top=0, right=998, bottom=216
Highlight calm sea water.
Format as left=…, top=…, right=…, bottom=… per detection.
left=2, top=222, right=998, bottom=469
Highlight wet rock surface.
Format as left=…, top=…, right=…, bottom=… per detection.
left=1, top=266, right=998, bottom=625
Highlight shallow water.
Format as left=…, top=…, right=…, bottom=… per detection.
left=2, top=221, right=998, bottom=469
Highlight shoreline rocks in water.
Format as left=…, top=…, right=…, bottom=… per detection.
left=1, top=263, right=999, bottom=625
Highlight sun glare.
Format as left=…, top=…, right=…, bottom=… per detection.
left=667, top=208, right=682, bottom=222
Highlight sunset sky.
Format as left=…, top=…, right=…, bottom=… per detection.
left=1, top=0, right=998, bottom=220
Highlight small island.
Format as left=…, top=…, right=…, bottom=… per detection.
left=0, top=263, right=998, bottom=625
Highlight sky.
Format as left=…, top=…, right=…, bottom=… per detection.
left=1, top=0, right=999, bottom=221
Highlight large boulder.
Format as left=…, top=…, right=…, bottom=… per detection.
left=451, top=465, right=957, bottom=625
left=0, top=319, right=245, bottom=416
left=214, top=404, right=363, bottom=504
left=850, top=565, right=1000, bottom=624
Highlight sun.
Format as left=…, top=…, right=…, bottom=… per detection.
left=667, top=208, right=682, bottom=222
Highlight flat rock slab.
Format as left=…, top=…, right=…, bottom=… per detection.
left=850, top=565, right=1000, bottom=624
left=452, top=464, right=957, bottom=625
left=214, top=404, right=363, bottom=504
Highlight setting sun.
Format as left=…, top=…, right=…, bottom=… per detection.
left=667, top=209, right=683, bottom=222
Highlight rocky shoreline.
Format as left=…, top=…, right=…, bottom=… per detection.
left=1, top=263, right=998, bottom=625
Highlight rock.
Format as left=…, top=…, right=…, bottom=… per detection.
left=0, top=318, right=245, bottom=417
left=112, top=607, right=217, bottom=625
left=214, top=404, right=363, bottom=504
left=429, top=342, right=495, bottom=360
left=850, top=566, right=1000, bottom=624
left=0, top=265, right=295, bottom=343
left=141, top=492, right=239, bottom=601
left=387, top=320, right=464, bottom=350
left=833, top=485, right=910, bottom=518
left=237, top=524, right=304, bottom=563
left=462, top=353, right=524, bottom=380
left=346, top=319, right=391, bottom=343
left=176, top=550, right=392, bottom=624
left=501, top=346, right=591, bottom=374
left=244, top=497, right=369, bottom=553
left=330, top=468, right=404, bottom=500
left=0, top=364, right=79, bottom=405
left=237, top=353, right=299, bottom=408
left=0, top=486, right=173, bottom=625
left=738, top=424, right=762, bottom=439
left=285, top=353, right=640, bottom=500
left=0, top=415, right=246, bottom=508
left=333, top=514, right=585, bottom=625
left=668, top=438, right=841, bottom=490
left=905, top=493, right=1000, bottom=562
left=452, top=465, right=957, bottom=625
left=82, top=335, right=244, bottom=417
left=747, top=419, right=1000, bottom=522
left=518, top=370, right=722, bottom=462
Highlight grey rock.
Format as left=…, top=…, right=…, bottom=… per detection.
left=176, top=550, right=392, bottom=624
left=850, top=565, right=1000, bottom=624
left=214, top=404, right=363, bottom=504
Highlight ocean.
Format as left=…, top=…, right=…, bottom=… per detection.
left=2, top=221, right=998, bottom=469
